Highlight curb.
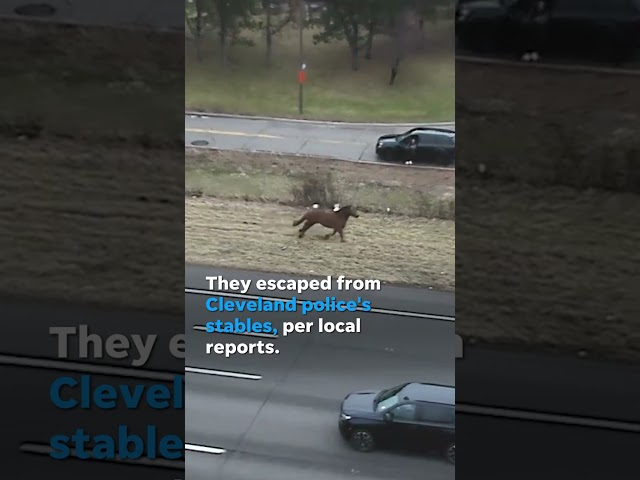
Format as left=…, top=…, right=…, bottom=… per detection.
left=185, top=111, right=455, bottom=129
left=456, top=55, right=640, bottom=76
left=185, top=145, right=456, bottom=172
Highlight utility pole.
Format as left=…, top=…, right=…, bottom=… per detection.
left=298, top=0, right=304, bottom=114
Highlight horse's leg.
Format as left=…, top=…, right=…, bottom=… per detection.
left=338, top=228, right=346, bottom=242
left=324, top=229, right=337, bottom=240
left=298, top=221, right=315, bottom=238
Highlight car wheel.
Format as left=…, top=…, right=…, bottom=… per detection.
left=445, top=442, right=455, bottom=464
left=350, top=429, right=375, bottom=452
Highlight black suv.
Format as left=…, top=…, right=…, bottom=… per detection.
left=375, top=128, right=455, bottom=166
left=338, top=382, right=455, bottom=464
left=456, top=0, right=640, bottom=61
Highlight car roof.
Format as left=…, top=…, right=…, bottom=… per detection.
left=406, top=127, right=455, bottom=136
left=399, top=382, right=455, bottom=405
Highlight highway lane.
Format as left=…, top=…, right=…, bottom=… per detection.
left=185, top=113, right=455, bottom=163
left=185, top=266, right=457, bottom=480
left=187, top=266, right=640, bottom=479
left=186, top=265, right=640, bottom=423
left=2, top=264, right=638, bottom=478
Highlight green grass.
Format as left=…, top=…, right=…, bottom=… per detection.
left=185, top=22, right=454, bottom=122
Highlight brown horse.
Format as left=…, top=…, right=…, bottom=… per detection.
left=292, top=205, right=360, bottom=242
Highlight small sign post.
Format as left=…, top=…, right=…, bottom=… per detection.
left=298, top=63, right=306, bottom=114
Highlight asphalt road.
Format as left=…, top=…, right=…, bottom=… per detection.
left=185, top=265, right=456, bottom=480
left=185, top=113, right=456, bottom=163
left=0, top=0, right=182, bottom=31
left=186, top=265, right=640, bottom=479
left=1, top=265, right=638, bottom=479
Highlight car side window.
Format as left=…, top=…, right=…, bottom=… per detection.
left=391, top=403, right=417, bottom=421
left=403, top=135, right=417, bottom=146
left=417, top=403, right=455, bottom=424
left=426, top=133, right=454, bottom=147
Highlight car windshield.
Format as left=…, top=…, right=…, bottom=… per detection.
left=374, top=384, right=406, bottom=410
left=375, top=395, right=399, bottom=411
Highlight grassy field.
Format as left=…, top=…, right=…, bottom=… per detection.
left=2, top=21, right=184, bottom=314
left=456, top=61, right=640, bottom=362
left=185, top=22, right=454, bottom=122
left=185, top=150, right=455, bottom=290
left=186, top=149, right=455, bottom=219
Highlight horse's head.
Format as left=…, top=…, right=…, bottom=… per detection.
left=340, top=205, right=359, bottom=218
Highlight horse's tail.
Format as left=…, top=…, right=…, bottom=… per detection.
left=292, top=213, right=307, bottom=227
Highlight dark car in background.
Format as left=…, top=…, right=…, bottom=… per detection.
left=375, top=127, right=455, bottom=166
left=338, top=382, right=456, bottom=464
left=456, top=0, right=640, bottom=61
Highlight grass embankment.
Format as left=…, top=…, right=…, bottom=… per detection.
left=456, top=61, right=640, bottom=362
left=185, top=22, right=454, bottom=122
left=2, top=20, right=184, bottom=314
left=185, top=149, right=455, bottom=290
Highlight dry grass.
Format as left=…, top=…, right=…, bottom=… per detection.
left=2, top=138, right=184, bottom=314
left=185, top=197, right=454, bottom=291
left=185, top=149, right=455, bottom=219
left=456, top=62, right=640, bottom=362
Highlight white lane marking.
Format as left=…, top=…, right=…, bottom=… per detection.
left=185, top=288, right=455, bottom=322
left=456, top=55, right=640, bottom=76
left=457, top=403, right=640, bottom=433
left=19, top=442, right=184, bottom=468
left=0, top=354, right=177, bottom=381
left=185, top=145, right=456, bottom=171
left=185, top=443, right=226, bottom=455
left=185, top=128, right=284, bottom=139
left=192, top=325, right=278, bottom=339
left=185, top=366, right=262, bottom=380
left=185, top=111, right=455, bottom=128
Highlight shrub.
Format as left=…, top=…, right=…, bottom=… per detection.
left=290, top=171, right=343, bottom=208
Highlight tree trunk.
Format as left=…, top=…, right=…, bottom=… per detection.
left=265, top=7, right=273, bottom=67
left=219, top=25, right=227, bottom=66
left=195, top=0, right=203, bottom=61
left=364, top=22, right=374, bottom=60
left=349, top=24, right=359, bottom=70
